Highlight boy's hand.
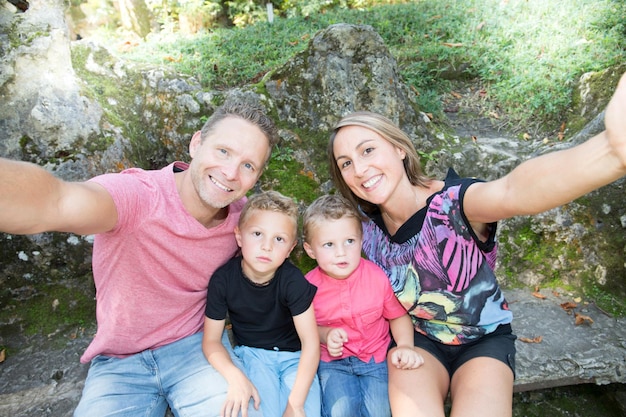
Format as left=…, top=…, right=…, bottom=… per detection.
left=221, top=373, right=260, bottom=417
left=389, top=346, right=424, bottom=370
left=282, top=400, right=306, bottom=417
left=325, top=327, right=348, bottom=357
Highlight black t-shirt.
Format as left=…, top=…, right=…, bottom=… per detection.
left=205, top=256, right=317, bottom=351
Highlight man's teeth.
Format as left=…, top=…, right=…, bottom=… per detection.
left=211, top=177, right=232, bottom=192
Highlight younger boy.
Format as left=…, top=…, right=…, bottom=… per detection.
left=203, top=190, right=321, bottom=417
left=303, top=194, right=423, bottom=417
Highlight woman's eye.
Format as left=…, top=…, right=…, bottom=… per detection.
left=363, top=147, right=374, bottom=155
left=340, top=160, right=351, bottom=169
left=346, top=239, right=355, bottom=245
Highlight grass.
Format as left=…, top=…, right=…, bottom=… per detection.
left=113, top=0, right=625, bottom=133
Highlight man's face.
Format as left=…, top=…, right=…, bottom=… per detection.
left=188, top=117, right=270, bottom=209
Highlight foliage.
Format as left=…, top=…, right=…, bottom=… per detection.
left=116, top=0, right=625, bottom=133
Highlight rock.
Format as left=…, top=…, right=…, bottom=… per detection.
left=508, top=288, right=626, bottom=392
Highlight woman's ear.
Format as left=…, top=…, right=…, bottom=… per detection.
left=396, top=146, right=406, bottom=160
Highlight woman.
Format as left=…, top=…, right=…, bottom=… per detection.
left=327, top=72, right=626, bottom=417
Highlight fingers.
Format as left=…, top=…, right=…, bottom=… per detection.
left=391, top=347, right=425, bottom=369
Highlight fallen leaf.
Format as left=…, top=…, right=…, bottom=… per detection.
left=519, top=336, right=543, bottom=344
left=488, top=111, right=500, bottom=119
left=425, top=113, right=433, bottom=120
left=450, top=91, right=462, bottom=99
left=0, top=349, right=5, bottom=363
left=471, top=136, right=477, bottom=143
left=442, top=42, right=464, bottom=48
left=427, top=15, right=443, bottom=22
left=164, top=54, right=182, bottom=63
left=478, top=89, right=487, bottom=97
left=522, top=133, right=531, bottom=140
left=411, top=85, right=420, bottom=95
left=574, top=297, right=582, bottom=303
left=560, top=301, right=578, bottom=311
left=532, top=291, right=547, bottom=300
left=575, top=313, right=594, bottom=326
left=476, top=21, right=486, bottom=31
left=552, top=290, right=561, bottom=297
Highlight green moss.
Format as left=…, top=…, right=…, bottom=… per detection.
left=513, top=384, right=626, bottom=417
left=260, top=150, right=320, bottom=204
left=0, top=281, right=95, bottom=339
left=70, top=43, right=160, bottom=168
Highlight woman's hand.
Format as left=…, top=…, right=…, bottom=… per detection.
left=604, top=71, right=626, bottom=169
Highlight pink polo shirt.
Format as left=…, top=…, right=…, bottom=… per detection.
left=305, top=258, right=407, bottom=363
left=81, top=162, right=243, bottom=363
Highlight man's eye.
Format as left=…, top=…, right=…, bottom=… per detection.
left=244, top=162, right=255, bottom=171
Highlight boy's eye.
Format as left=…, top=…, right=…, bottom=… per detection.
left=276, top=236, right=284, bottom=242
left=253, top=231, right=262, bottom=237
left=346, top=238, right=355, bottom=245
left=322, top=242, right=333, bottom=248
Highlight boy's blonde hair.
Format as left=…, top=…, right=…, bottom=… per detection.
left=239, top=190, right=299, bottom=234
left=302, top=194, right=362, bottom=243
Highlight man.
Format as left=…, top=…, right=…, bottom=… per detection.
left=0, top=101, right=279, bottom=417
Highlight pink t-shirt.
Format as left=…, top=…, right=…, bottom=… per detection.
left=81, top=162, right=243, bottom=363
left=305, top=258, right=407, bottom=363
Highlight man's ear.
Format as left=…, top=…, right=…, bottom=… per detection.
left=189, top=131, right=203, bottom=159
left=234, top=226, right=243, bottom=248
left=303, top=242, right=316, bottom=260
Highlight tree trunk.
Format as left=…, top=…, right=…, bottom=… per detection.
left=117, top=0, right=151, bottom=38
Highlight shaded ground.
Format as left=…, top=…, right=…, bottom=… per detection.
left=1, top=288, right=625, bottom=417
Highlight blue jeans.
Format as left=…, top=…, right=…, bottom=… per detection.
left=317, top=356, right=390, bottom=417
left=234, top=345, right=321, bottom=417
left=74, top=331, right=262, bottom=417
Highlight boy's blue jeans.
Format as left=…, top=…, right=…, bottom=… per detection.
left=234, top=345, right=321, bottom=417
left=317, top=356, right=390, bottom=417
left=74, top=331, right=262, bottom=417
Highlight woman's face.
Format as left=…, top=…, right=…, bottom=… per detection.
left=332, top=125, right=407, bottom=206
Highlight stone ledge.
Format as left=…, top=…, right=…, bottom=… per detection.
left=507, top=288, right=626, bottom=392
left=1, top=288, right=625, bottom=415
